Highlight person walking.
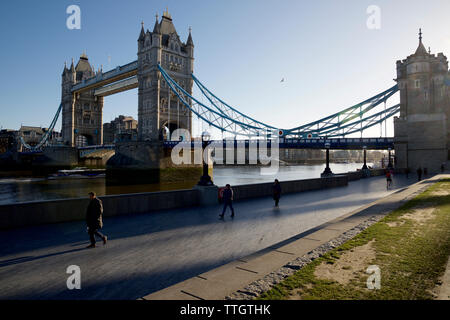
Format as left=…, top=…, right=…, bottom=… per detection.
left=86, top=192, right=107, bottom=248
left=272, top=179, right=282, bottom=207
left=405, top=167, right=410, bottom=179
left=442, top=163, right=446, bottom=173
left=386, top=169, right=393, bottom=190
left=417, top=167, right=423, bottom=182
left=219, top=184, right=235, bottom=218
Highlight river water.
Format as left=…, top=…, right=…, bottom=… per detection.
left=0, top=163, right=372, bottom=205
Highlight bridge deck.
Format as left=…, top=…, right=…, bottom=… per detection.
left=164, top=137, right=394, bottom=150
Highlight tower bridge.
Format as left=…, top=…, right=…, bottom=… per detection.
left=19, top=13, right=450, bottom=178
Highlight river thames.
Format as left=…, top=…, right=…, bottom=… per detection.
left=0, top=163, right=373, bottom=204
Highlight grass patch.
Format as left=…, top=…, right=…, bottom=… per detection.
left=258, top=179, right=450, bottom=300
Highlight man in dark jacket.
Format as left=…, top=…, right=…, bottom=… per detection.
left=219, top=184, right=235, bottom=218
left=417, top=167, right=423, bottom=182
left=86, top=192, right=107, bottom=248
left=272, top=179, right=281, bottom=207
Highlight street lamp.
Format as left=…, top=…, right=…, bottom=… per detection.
left=362, top=146, right=368, bottom=170
left=321, top=142, right=333, bottom=176
left=388, top=147, right=393, bottom=169
left=197, top=131, right=213, bottom=186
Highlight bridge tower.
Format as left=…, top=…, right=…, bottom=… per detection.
left=107, top=10, right=201, bottom=184
left=394, top=30, right=450, bottom=173
left=137, top=9, right=194, bottom=141
left=61, top=54, right=104, bottom=147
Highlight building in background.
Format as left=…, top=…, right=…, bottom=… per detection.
left=103, top=115, right=138, bottom=144
left=0, top=130, right=18, bottom=154
left=18, top=126, right=61, bottom=150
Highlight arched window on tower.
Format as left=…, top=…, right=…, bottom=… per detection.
left=415, top=79, right=421, bottom=89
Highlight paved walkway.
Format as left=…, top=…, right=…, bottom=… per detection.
left=0, top=175, right=416, bottom=299
left=145, top=175, right=442, bottom=300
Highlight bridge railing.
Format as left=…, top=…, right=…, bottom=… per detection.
left=163, top=138, right=394, bottom=150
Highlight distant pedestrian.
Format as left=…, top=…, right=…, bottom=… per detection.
left=417, top=167, right=422, bottom=182
left=86, top=192, right=107, bottom=248
left=272, top=179, right=282, bottom=207
left=441, top=163, right=445, bottom=173
left=386, top=169, right=393, bottom=190
left=219, top=184, right=235, bottom=218
left=405, top=167, right=410, bottom=179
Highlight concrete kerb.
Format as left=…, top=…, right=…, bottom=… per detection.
left=141, top=175, right=444, bottom=300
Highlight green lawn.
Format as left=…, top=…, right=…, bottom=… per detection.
left=258, top=179, right=450, bottom=300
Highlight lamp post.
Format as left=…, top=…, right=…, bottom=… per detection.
left=321, top=142, right=333, bottom=177
left=388, top=147, right=393, bottom=169
left=362, top=146, right=368, bottom=170
left=198, top=131, right=213, bottom=186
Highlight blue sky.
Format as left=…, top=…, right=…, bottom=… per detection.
left=1, top=0, right=450, bottom=137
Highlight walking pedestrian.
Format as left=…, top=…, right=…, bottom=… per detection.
left=441, top=163, right=445, bottom=173
left=386, top=169, right=392, bottom=190
left=219, top=184, right=235, bottom=218
left=272, top=179, right=281, bottom=207
left=86, top=192, right=107, bottom=248
left=405, top=167, right=410, bottom=179
left=417, top=167, right=422, bottom=182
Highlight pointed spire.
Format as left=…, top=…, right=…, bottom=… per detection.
left=187, top=26, right=194, bottom=46
left=80, top=51, right=88, bottom=60
left=138, top=21, right=145, bottom=41
left=70, top=58, right=75, bottom=72
left=62, top=61, right=68, bottom=75
left=414, top=28, right=428, bottom=56
left=163, top=7, right=172, bottom=19
left=153, top=13, right=161, bottom=34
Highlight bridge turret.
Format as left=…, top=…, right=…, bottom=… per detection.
left=138, top=21, right=146, bottom=52
left=394, top=29, right=450, bottom=172
left=75, top=53, right=95, bottom=82
left=186, top=27, right=194, bottom=75
left=61, top=59, right=76, bottom=146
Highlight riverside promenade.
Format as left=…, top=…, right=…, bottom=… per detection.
left=0, top=175, right=415, bottom=300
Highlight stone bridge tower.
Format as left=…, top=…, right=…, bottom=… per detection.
left=61, top=54, right=104, bottom=146
left=394, top=30, right=450, bottom=173
left=137, top=9, right=194, bottom=141
left=107, top=10, right=199, bottom=184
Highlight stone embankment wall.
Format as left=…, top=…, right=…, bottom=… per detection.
left=0, top=170, right=381, bottom=230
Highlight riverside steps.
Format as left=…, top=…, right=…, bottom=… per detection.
left=0, top=170, right=412, bottom=300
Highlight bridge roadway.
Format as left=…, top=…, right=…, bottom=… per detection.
left=0, top=175, right=413, bottom=300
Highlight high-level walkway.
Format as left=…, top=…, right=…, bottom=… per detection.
left=0, top=175, right=416, bottom=299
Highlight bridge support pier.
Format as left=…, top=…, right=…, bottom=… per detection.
left=106, top=141, right=204, bottom=185
left=31, top=146, right=79, bottom=175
